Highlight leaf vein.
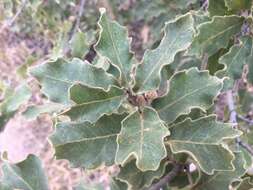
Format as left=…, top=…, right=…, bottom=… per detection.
left=158, top=83, right=217, bottom=112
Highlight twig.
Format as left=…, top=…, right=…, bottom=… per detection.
left=238, top=140, right=253, bottom=156
left=148, top=163, right=183, bottom=190
left=200, top=0, right=209, bottom=11
left=0, top=0, right=28, bottom=32
left=186, top=165, right=193, bottom=186
left=227, top=90, right=253, bottom=154
left=75, top=0, right=86, bottom=32
left=237, top=114, right=253, bottom=125
left=227, top=90, right=237, bottom=125
left=68, top=0, right=86, bottom=40
left=201, top=53, right=208, bottom=70
left=227, top=90, right=242, bottom=147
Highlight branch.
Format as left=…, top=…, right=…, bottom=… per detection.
left=238, top=140, right=253, bottom=156
left=227, top=90, right=240, bottom=145
left=227, top=90, right=237, bottom=125
left=201, top=53, right=208, bottom=70
left=226, top=90, right=253, bottom=155
left=237, top=114, right=253, bottom=125
left=186, top=164, right=193, bottom=186
left=148, top=163, right=183, bottom=190
left=200, top=0, right=208, bottom=10
left=68, top=0, right=86, bottom=40
left=75, top=0, right=86, bottom=33
left=0, top=0, right=28, bottom=32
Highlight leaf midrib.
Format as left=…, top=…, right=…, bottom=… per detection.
left=40, top=74, right=73, bottom=85
left=171, top=140, right=220, bottom=145
left=139, top=32, right=179, bottom=90
left=199, top=21, right=241, bottom=46
left=224, top=38, right=249, bottom=77
left=5, top=165, right=34, bottom=190
left=71, top=94, right=123, bottom=107
left=104, top=17, right=127, bottom=83
left=139, top=113, right=144, bottom=160
left=38, top=67, right=114, bottom=88
left=157, top=82, right=218, bottom=112
left=138, top=26, right=193, bottom=91
left=54, top=132, right=118, bottom=147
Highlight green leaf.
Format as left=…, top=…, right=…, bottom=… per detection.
left=207, top=48, right=229, bottom=75
left=22, top=103, right=66, bottom=120
left=95, top=8, right=133, bottom=87
left=116, top=107, right=170, bottom=171
left=193, top=152, right=247, bottom=190
left=239, top=147, right=252, bottom=169
left=225, top=0, right=252, bottom=12
left=110, top=178, right=128, bottom=190
left=246, top=44, right=253, bottom=86
left=159, top=51, right=202, bottom=96
left=237, top=177, right=253, bottom=190
left=29, top=58, right=117, bottom=104
left=163, top=51, right=202, bottom=79
left=244, top=130, right=253, bottom=146
left=134, top=13, right=195, bottom=93
left=0, top=155, right=49, bottom=190
left=50, top=113, right=126, bottom=169
left=192, top=10, right=211, bottom=29
left=173, top=108, right=206, bottom=124
left=0, top=84, right=31, bottom=132
left=64, top=84, right=125, bottom=123
left=152, top=68, right=222, bottom=124
left=217, top=36, right=252, bottom=90
left=238, top=88, right=253, bottom=114
left=171, top=53, right=202, bottom=71
left=247, top=54, right=253, bottom=85
left=93, top=56, right=111, bottom=71
left=189, top=15, right=244, bottom=57
left=117, top=159, right=169, bottom=190
left=167, top=116, right=241, bottom=174
left=69, top=31, right=89, bottom=58
left=208, top=0, right=227, bottom=17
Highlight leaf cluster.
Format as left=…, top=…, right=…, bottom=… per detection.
left=2, top=0, right=253, bottom=190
